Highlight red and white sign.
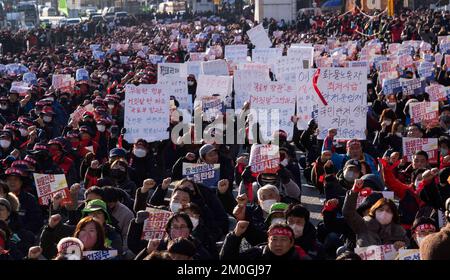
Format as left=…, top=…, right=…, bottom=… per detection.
left=141, top=208, right=172, bottom=240
left=402, top=138, right=438, bottom=164
left=409, top=102, right=439, bottom=128
left=249, top=144, right=280, bottom=174
left=355, top=244, right=398, bottom=260
left=33, top=173, right=71, bottom=206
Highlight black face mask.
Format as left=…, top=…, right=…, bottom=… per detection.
left=110, top=169, right=126, bottom=179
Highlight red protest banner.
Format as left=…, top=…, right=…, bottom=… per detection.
left=249, top=144, right=280, bottom=174
left=402, top=138, right=438, bottom=164
left=409, top=102, right=439, bottom=129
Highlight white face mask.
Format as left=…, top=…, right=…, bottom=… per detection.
left=375, top=210, right=393, bottom=225
left=97, top=125, right=105, bottom=132
left=290, top=224, right=304, bottom=238
left=133, top=148, right=147, bottom=158
left=108, top=104, right=115, bottom=109
left=188, top=81, right=195, bottom=86
left=261, top=199, right=277, bottom=213
left=190, top=216, right=199, bottom=229
left=47, top=97, right=54, bottom=102
left=43, top=116, right=52, bottom=123
left=19, top=128, right=29, bottom=137
left=384, top=119, right=392, bottom=126
left=387, top=102, right=396, bottom=110
left=0, top=140, right=11, bottom=149
left=415, top=236, right=426, bottom=247
left=271, top=218, right=285, bottom=226
left=170, top=202, right=182, bottom=213
left=344, top=170, right=356, bottom=182
left=280, top=159, right=289, bottom=166
left=0, top=105, right=7, bottom=110
left=395, top=132, right=403, bottom=137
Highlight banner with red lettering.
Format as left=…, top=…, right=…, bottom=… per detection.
left=33, top=173, right=71, bottom=206
left=409, top=102, right=439, bottom=129
left=402, top=138, right=438, bottom=164
left=355, top=244, right=398, bottom=260
left=249, top=144, right=280, bottom=174
left=141, top=208, right=172, bottom=240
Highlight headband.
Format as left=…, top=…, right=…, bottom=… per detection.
left=268, top=227, right=293, bottom=239
left=414, top=223, right=436, bottom=233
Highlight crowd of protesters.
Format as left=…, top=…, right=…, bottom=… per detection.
left=1, top=5, right=450, bottom=261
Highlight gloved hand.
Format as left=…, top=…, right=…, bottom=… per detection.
left=136, top=210, right=150, bottom=224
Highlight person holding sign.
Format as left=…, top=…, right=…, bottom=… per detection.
left=342, top=179, right=409, bottom=249
left=134, top=213, right=212, bottom=260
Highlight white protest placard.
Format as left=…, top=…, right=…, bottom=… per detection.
left=249, top=81, right=297, bottom=141
left=315, top=57, right=333, bottom=68
left=149, top=55, right=165, bottom=64
left=141, top=208, right=172, bottom=240
left=246, top=24, right=272, bottom=49
left=249, top=144, right=280, bottom=174
left=401, top=78, right=425, bottom=96
left=182, top=61, right=202, bottom=79
left=159, top=76, right=191, bottom=112
left=75, top=68, right=89, bottom=81
left=119, top=56, right=129, bottom=65
left=317, top=68, right=368, bottom=140
left=23, top=72, right=36, bottom=85
left=199, top=95, right=223, bottom=122
left=398, top=54, right=413, bottom=68
left=157, top=63, right=182, bottom=78
left=10, top=81, right=30, bottom=96
left=182, top=163, right=220, bottom=187
left=409, top=102, right=439, bottom=128
left=287, top=46, right=314, bottom=68
left=402, top=138, right=438, bottom=164
left=190, top=52, right=208, bottom=62
left=207, top=45, right=223, bottom=58
left=83, top=250, right=118, bottom=260
left=279, top=70, right=318, bottom=130
left=233, top=68, right=270, bottom=111
left=426, top=85, right=446, bottom=101
left=225, top=45, right=248, bottom=63
left=252, top=48, right=282, bottom=64
left=196, top=75, right=232, bottom=98
left=355, top=244, right=398, bottom=260
left=124, top=84, right=169, bottom=143
left=52, top=74, right=75, bottom=91
left=201, top=59, right=229, bottom=76
left=238, top=63, right=270, bottom=73
left=396, top=249, right=421, bottom=260
left=33, top=173, right=71, bottom=206
left=274, top=56, right=309, bottom=78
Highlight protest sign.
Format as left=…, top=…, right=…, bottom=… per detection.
left=132, top=42, right=143, bottom=51
left=92, top=51, right=105, bottom=61
left=418, top=61, right=435, bottom=81
left=233, top=69, right=270, bottom=112
left=22, top=72, right=37, bottom=85
left=378, top=61, right=397, bottom=73
left=398, top=54, right=413, bottom=68
left=401, top=78, right=425, bottom=96
left=110, top=43, right=128, bottom=52
left=239, top=63, right=270, bottom=73
left=396, top=249, right=421, bottom=260
left=355, top=244, right=398, bottom=260
left=148, top=55, right=164, bottom=64
left=52, top=74, right=74, bottom=92
left=189, top=52, right=208, bottom=61
left=182, top=61, right=202, bottom=79
left=207, top=45, right=223, bottom=58
left=224, top=45, right=248, bottom=63
left=157, top=63, right=182, bottom=78
left=75, top=68, right=89, bottom=81
left=279, top=70, right=318, bottom=130
left=274, top=56, right=309, bottom=78
left=124, top=84, right=169, bottom=143
left=201, top=59, right=229, bottom=76
left=141, top=208, right=172, bottom=240
left=200, top=95, right=224, bottom=122
left=287, top=46, right=314, bottom=68
left=317, top=68, right=368, bottom=140
left=356, top=191, right=394, bottom=208
left=180, top=38, right=190, bottom=48
left=119, top=56, right=129, bottom=65
left=159, top=76, right=191, bottom=112
left=252, top=48, right=282, bottom=64
left=315, top=57, right=333, bottom=68
left=436, top=53, right=443, bottom=66
left=33, top=173, right=71, bottom=206
left=381, top=78, right=402, bottom=95
left=196, top=75, right=232, bottom=98
left=388, top=43, right=401, bottom=54
left=402, top=138, right=438, bottom=164
left=83, top=250, right=118, bottom=260
left=10, top=81, right=30, bottom=96
left=246, top=24, right=272, bottom=49
left=5, top=63, right=28, bottom=75
left=249, top=81, right=297, bottom=141
left=249, top=144, right=280, bottom=174
left=441, top=41, right=450, bottom=54
left=345, top=61, right=369, bottom=68
left=409, top=102, right=439, bottom=128
left=426, top=84, right=446, bottom=101
left=89, top=44, right=101, bottom=51
left=182, top=163, right=220, bottom=187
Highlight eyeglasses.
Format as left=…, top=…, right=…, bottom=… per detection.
left=170, top=225, right=189, bottom=231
